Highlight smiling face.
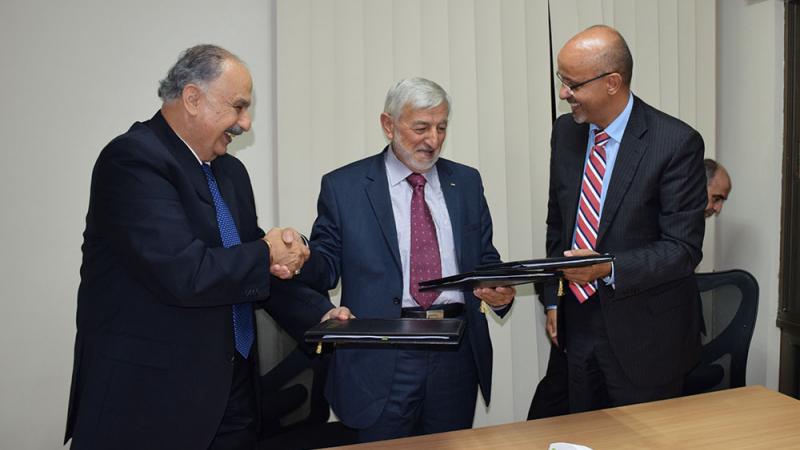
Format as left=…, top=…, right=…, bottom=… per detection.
left=380, top=102, right=449, bottom=173
left=557, top=48, right=613, bottom=127
left=187, top=59, right=253, bottom=161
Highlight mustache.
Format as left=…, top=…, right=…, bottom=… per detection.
left=226, top=125, right=245, bottom=136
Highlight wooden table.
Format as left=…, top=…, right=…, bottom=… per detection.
left=329, top=386, right=800, bottom=449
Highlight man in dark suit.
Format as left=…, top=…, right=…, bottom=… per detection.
left=65, top=45, right=350, bottom=450
left=543, top=25, right=705, bottom=413
left=296, top=78, right=515, bottom=442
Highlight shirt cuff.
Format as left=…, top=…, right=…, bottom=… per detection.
left=603, top=261, right=615, bottom=286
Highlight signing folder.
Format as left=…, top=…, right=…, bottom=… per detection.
left=419, top=254, right=614, bottom=291
left=304, top=318, right=464, bottom=346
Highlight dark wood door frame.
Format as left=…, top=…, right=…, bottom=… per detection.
left=778, top=0, right=800, bottom=398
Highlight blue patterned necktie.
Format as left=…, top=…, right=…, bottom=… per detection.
left=201, top=163, right=255, bottom=358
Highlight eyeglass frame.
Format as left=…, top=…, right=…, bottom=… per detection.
left=556, top=71, right=614, bottom=95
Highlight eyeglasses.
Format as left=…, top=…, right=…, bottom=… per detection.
left=556, top=71, right=613, bottom=96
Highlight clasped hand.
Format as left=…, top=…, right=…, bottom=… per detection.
left=264, top=227, right=309, bottom=279
left=559, top=249, right=611, bottom=284
left=473, top=286, right=516, bottom=308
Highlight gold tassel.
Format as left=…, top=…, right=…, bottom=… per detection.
left=480, top=301, right=487, bottom=314
left=558, top=278, right=564, bottom=297
left=315, top=342, right=323, bottom=355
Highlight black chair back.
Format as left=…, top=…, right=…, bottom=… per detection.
left=684, top=269, right=758, bottom=395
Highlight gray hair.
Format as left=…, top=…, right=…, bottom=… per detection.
left=383, top=77, right=450, bottom=118
left=157, top=44, right=241, bottom=101
left=704, top=158, right=718, bottom=185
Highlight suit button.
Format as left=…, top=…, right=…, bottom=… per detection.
left=393, top=298, right=400, bottom=305
left=228, top=353, right=235, bottom=364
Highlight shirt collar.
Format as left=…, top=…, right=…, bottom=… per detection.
left=591, top=92, right=634, bottom=144
left=384, top=145, right=440, bottom=188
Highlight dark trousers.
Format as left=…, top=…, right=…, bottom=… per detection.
left=564, top=293, right=683, bottom=413
left=528, top=343, right=570, bottom=420
left=208, top=352, right=258, bottom=450
left=357, top=326, right=478, bottom=443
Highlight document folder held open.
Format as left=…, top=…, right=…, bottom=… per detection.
left=304, top=318, right=465, bottom=347
left=418, top=254, right=614, bottom=291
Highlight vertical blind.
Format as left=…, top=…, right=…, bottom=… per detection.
left=275, top=0, right=714, bottom=425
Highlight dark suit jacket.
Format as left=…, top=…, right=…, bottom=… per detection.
left=544, top=96, right=705, bottom=387
left=297, top=149, right=509, bottom=429
left=65, top=111, right=332, bottom=450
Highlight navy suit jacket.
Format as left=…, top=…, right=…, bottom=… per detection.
left=65, top=112, right=332, bottom=450
left=298, top=149, right=508, bottom=428
left=544, top=96, right=705, bottom=387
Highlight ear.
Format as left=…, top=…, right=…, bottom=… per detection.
left=182, top=84, right=203, bottom=116
left=380, top=112, right=395, bottom=140
left=606, top=73, right=623, bottom=96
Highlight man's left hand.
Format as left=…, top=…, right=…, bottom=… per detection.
left=473, top=286, right=515, bottom=308
left=320, top=306, right=355, bottom=322
left=560, top=249, right=611, bottom=284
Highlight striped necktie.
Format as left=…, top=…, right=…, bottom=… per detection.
left=569, top=130, right=610, bottom=302
left=202, top=163, right=255, bottom=358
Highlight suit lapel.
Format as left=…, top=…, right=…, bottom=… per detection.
left=365, top=151, right=402, bottom=272
left=597, top=97, right=648, bottom=244
left=147, top=111, right=213, bottom=206
left=437, top=160, right=463, bottom=266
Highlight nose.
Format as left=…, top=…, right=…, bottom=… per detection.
left=425, top=128, right=441, bottom=147
left=559, top=84, right=572, bottom=100
left=238, top=110, right=252, bottom=132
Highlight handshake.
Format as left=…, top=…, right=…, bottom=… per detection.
left=263, top=227, right=310, bottom=279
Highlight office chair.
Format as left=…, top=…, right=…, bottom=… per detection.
left=257, top=281, right=358, bottom=449
left=683, top=269, right=759, bottom=395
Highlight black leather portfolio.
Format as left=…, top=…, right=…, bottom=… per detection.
left=304, top=318, right=465, bottom=346
left=419, top=254, right=614, bottom=291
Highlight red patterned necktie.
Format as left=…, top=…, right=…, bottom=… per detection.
left=569, top=130, right=610, bottom=303
left=407, top=173, right=441, bottom=309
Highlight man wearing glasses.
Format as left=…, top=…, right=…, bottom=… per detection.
left=541, top=25, right=706, bottom=413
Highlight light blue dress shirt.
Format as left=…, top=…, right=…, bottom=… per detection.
left=548, top=93, right=634, bottom=310
left=571, top=92, right=634, bottom=287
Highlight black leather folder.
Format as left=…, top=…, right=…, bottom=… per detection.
left=419, top=254, right=614, bottom=291
left=304, top=318, right=465, bottom=346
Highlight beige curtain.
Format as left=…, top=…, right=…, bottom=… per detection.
left=275, top=0, right=715, bottom=425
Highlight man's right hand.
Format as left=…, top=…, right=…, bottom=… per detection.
left=264, top=227, right=310, bottom=279
left=546, top=308, right=558, bottom=346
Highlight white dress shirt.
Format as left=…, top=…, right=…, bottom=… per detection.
left=384, top=148, right=464, bottom=308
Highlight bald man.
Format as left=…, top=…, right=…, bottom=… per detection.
left=543, top=25, right=705, bottom=412
left=704, top=158, right=732, bottom=218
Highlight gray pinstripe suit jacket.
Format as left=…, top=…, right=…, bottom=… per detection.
left=544, top=95, right=705, bottom=387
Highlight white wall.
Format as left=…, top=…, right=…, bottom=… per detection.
left=715, top=0, right=784, bottom=390
left=0, top=1, right=276, bottom=448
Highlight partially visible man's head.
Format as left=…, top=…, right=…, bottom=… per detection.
left=556, top=25, right=633, bottom=128
left=704, top=158, right=732, bottom=218
left=159, top=45, right=253, bottom=161
left=380, top=78, right=450, bottom=173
